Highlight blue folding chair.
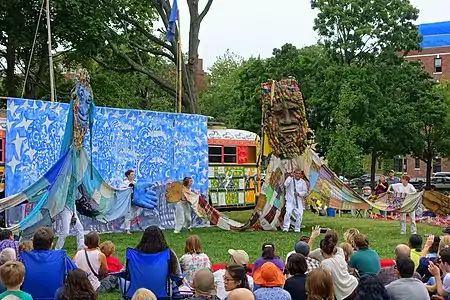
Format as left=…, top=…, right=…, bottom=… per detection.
left=20, top=250, right=77, bottom=300
left=113, top=248, right=187, bottom=300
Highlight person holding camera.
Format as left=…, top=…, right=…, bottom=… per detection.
left=282, top=169, right=308, bottom=233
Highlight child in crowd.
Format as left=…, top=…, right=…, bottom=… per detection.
left=100, top=241, right=123, bottom=273
left=132, top=288, right=157, bottom=300
left=0, top=261, right=33, bottom=300
left=18, top=241, right=33, bottom=254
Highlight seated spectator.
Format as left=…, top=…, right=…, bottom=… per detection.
left=306, top=268, right=334, bottom=300
left=135, top=226, right=180, bottom=275
left=0, top=229, right=19, bottom=255
left=132, top=288, right=157, bottom=300
left=385, top=257, right=429, bottom=300
left=417, top=235, right=440, bottom=282
left=73, top=231, right=116, bottom=293
left=20, top=227, right=77, bottom=300
left=349, top=233, right=381, bottom=275
left=253, top=262, right=291, bottom=300
left=285, top=241, right=320, bottom=274
left=18, top=240, right=33, bottom=254
left=309, top=230, right=345, bottom=262
left=408, top=234, right=422, bottom=269
left=353, top=275, right=390, bottom=300
left=340, top=243, right=354, bottom=264
left=284, top=254, right=307, bottom=300
left=344, top=228, right=360, bottom=250
left=227, top=288, right=255, bottom=300
left=0, top=261, right=33, bottom=300
left=100, top=241, right=123, bottom=273
left=214, top=249, right=253, bottom=300
left=253, top=242, right=284, bottom=273
left=378, top=244, right=422, bottom=286
left=180, top=235, right=211, bottom=287
left=0, top=248, right=16, bottom=265
left=320, top=233, right=358, bottom=300
left=222, top=265, right=251, bottom=299
left=428, top=247, right=450, bottom=298
left=54, top=268, right=98, bottom=300
left=191, top=269, right=219, bottom=300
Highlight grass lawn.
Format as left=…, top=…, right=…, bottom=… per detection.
left=63, top=210, right=445, bottom=300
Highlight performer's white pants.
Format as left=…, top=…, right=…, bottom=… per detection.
left=401, top=210, right=417, bottom=234
left=122, top=206, right=143, bottom=231
left=55, top=207, right=85, bottom=250
left=283, top=200, right=303, bottom=232
left=174, top=201, right=192, bottom=232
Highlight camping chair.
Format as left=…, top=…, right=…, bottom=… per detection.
left=20, top=250, right=76, bottom=300
left=112, top=248, right=190, bottom=300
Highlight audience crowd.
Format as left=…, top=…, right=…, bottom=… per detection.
left=0, top=225, right=450, bottom=300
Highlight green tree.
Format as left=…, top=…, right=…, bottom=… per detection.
left=198, top=50, right=244, bottom=125
left=408, top=79, right=450, bottom=187
left=311, top=0, right=420, bottom=64
left=310, top=0, right=423, bottom=186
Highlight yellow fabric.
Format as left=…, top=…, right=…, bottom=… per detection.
left=263, top=133, right=272, bottom=156
left=410, top=249, right=421, bottom=270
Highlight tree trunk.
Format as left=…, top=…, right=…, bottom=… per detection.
left=425, top=156, right=432, bottom=190
left=25, top=47, right=48, bottom=99
left=370, top=150, right=377, bottom=190
left=185, top=0, right=201, bottom=113
left=6, top=35, right=16, bottom=97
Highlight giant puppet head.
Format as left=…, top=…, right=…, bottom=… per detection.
left=71, top=69, right=94, bottom=150
left=260, top=78, right=311, bottom=159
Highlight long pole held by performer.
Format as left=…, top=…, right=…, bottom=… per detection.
left=177, top=10, right=182, bottom=113
left=45, top=0, right=55, bottom=102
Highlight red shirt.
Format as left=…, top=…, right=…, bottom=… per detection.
left=106, top=255, right=123, bottom=273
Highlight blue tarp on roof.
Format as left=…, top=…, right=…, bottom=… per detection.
left=419, top=21, right=450, bottom=48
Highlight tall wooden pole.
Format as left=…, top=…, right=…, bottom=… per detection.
left=45, top=0, right=55, bottom=101
left=177, top=10, right=182, bottom=113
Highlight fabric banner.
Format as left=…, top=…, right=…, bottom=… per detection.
left=5, top=98, right=209, bottom=232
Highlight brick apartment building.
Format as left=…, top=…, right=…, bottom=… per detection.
left=371, top=21, right=450, bottom=178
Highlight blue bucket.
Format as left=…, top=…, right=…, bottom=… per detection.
left=326, top=208, right=336, bottom=217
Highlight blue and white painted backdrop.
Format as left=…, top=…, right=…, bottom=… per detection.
left=5, top=98, right=209, bottom=232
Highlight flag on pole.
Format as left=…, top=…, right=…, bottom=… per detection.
left=166, top=0, right=178, bottom=41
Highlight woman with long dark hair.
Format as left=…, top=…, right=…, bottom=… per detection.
left=223, top=264, right=251, bottom=299
left=135, top=226, right=180, bottom=275
left=253, top=242, right=284, bottom=273
left=55, top=268, right=97, bottom=300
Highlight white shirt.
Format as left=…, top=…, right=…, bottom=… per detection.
left=74, top=249, right=102, bottom=290
left=390, top=183, right=416, bottom=194
left=213, top=269, right=254, bottom=300
left=321, top=254, right=358, bottom=300
left=120, top=179, right=135, bottom=189
left=284, top=177, right=308, bottom=203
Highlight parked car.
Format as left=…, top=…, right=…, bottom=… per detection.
left=433, top=172, right=450, bottom=178
left=430, top=177, right=450, bottom=190
left=409, top=177, right=426, bottom=189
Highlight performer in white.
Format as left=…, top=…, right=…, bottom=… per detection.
left=282, top=169, right=308, bottom=232
left=174, top=177, right=194, bottom=233
left=120, top=170, right=142, bottom=235
left=387, top=175, right=417, bottom=235
left=55, top=202, right=85, bottom=251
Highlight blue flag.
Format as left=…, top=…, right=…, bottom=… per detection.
left=166, top=0, right=178, bottom=41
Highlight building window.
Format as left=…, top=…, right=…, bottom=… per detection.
left=0, top=139, right=4, bottom=162
left=223, top=146, right=237, bottom=163
left=414, top=158, right=420, bottom=169
left=435, top=57, right=443, bottom=73
left=208, top=146, right=222, bottom=163
left=433, top=158, right=442, bottom=173
left=394, top=158, right=402, bottom=173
